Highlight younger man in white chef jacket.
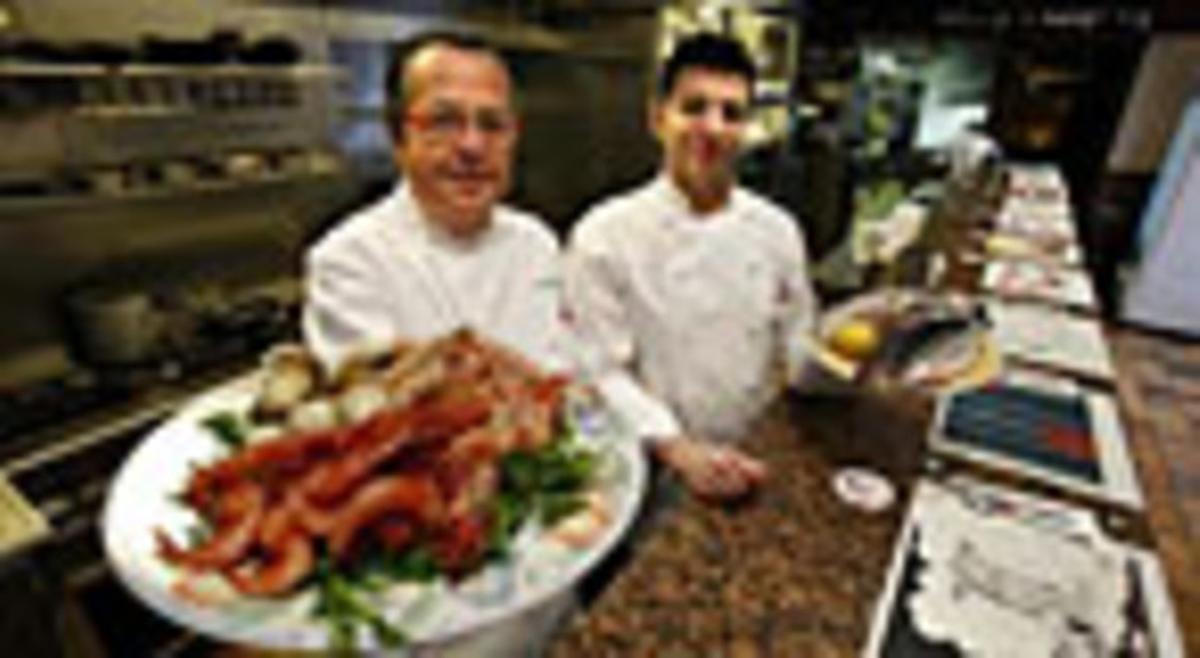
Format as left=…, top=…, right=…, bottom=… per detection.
left=566, top=33, right=817, bottom=501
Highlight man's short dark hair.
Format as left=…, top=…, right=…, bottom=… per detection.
left=384, top=30, right=506, bottom=141
left=657, top=32, right=756, bottom=99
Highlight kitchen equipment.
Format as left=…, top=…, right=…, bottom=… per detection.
left=62, top=288, right=165, bottom=367
left=223, top=151, right=268, bottom=180
left=0, top=371, right=131, bottom=457
left=3, top=400, right=206, bottom=658
left=237, top=36, right=301, bottom=66
left=84, top=167, right=130, bottom=195
left=0, top=58, right=342, bottom=188
left=0, top=289, right=298, bottom=655
left=0, top=475, right=49, bottom=559
left=138, top=32, right=241, bottom=66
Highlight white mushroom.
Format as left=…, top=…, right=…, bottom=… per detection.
left=254, top=344, right=319, bottom=420
left=337, top=382, right=390, bottom=425
left=286, top=397, right=340, bottom=434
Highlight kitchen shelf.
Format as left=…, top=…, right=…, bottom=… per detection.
left=73, top=105, right=190, bottom=119
left=0, top=167, right=347, bottom=216
left=2, top=392, right=186, bottom=479
left=0, top=62, right=345, bottom=80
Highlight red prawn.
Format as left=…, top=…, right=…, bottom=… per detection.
left=157, top=482, right=265, bottom=570
left=325, top=475, right=443, bottom=561
left=226, top=532, right=315, bottom=597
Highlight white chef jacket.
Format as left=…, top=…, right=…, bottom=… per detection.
left=303, top=182, right=574, bottom=657
left=565, top=175, right=817, bottom=442
left=303, top=181, right=568, bottom=373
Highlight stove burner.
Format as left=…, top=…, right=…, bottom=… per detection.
left=0, top=375, right=132, bottom=460
left=0, top=297, right=298, bottom=461
left=0, top=296, right=299, bottom=658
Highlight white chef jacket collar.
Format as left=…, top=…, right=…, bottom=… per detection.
left=650, top=172, right=739, bottom=223
left=390, top=179, right=498, bottom=250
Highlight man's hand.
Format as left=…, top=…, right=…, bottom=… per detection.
left=652, top=437, right=768, bottom=501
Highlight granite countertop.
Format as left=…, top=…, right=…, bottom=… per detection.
left=549, top=393, right=931, bottom=657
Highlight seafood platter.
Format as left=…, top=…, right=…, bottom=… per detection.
left=102, top=329, right=647, bottom=651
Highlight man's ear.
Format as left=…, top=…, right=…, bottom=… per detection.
left=390, top=140, right=407, bottom=173
left=648, top=98, right=664, bottom=143
left=510, top=113, right=522, bottom=143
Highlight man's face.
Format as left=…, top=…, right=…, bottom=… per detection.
left=653, top=67, right=751, bottom=202
left=394, top=45, right=517, bottom=237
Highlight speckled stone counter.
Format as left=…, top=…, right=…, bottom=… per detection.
left=548, top=393, right=931, bottom=657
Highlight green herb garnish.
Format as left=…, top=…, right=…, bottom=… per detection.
left=489, top=433, right=598, bottom=556
left=312, top=555, right=408, bottom=654
left=184, top=524, right=211, bottom=549
left=200, top=411, right=248, bottom=451
left=360, top=547, right=440, bottom=586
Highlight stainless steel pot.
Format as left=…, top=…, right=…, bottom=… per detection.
left=63, top=289, right=165, bottom=367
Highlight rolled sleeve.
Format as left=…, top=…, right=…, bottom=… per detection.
left=775, top=217, right=820, bottom=386
left=302, top=245, right=394, bottom=373
left=565, top=229, right=682, bottom=442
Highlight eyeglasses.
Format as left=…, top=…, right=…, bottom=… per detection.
left=677, top=95, right=750, bottom=125
left=405, top=105, right=517, bottom=143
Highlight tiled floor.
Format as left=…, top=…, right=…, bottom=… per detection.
left=1110, top=327, right=1200, bottom=656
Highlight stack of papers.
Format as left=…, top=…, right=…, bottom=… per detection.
left=987, top=165, right=1082, bottom=269
left=1006, top=164, right=1069, bottom=203
left=864, top=478, right=1184, bottom=658
left=987, top=301, right=1115, bottom=381
left=982, top=260, right=1097, bottom=311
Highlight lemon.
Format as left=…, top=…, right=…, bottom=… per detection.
left=985, top=234, right=1032, bottom=258
left=828, top=319, right=881, bottom=361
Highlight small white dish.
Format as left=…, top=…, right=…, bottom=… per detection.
left=833, top=467, right=896, bottom=513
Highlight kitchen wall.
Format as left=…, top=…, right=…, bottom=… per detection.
left=1106, top=35, right=1200, bottom=175
left=509, top=47, right=659, bottom=226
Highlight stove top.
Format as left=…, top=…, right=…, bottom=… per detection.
left=0, top=374, right=133, bottom=461
left=0, top=294, right=300, bottom=658
left=0, top=297, right=298, bottom=464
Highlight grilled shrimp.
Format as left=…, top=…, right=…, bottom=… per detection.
left=326, top=475, right=443, bottom=560
left=158, top=482, right=265, bottom=570
left=374, top=517, right=416, bottom=554
left=226, top=532, right=315, bottom=597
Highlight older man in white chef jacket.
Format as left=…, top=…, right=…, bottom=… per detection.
left=300, top=31, right=570, bottom=658
left=303, top=31, right=566, bottom=375
left=566, top=33, right=817, bottom=501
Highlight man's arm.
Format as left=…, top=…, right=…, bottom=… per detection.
left=776, top=215, right=820, bottom=385
left=501, top=220, right=576, bottom=375
left=302, top=242, right=395, bottom=373
left=563, top=230, right=683, bottom=441
left=565, top=221, right=767, bottom=500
